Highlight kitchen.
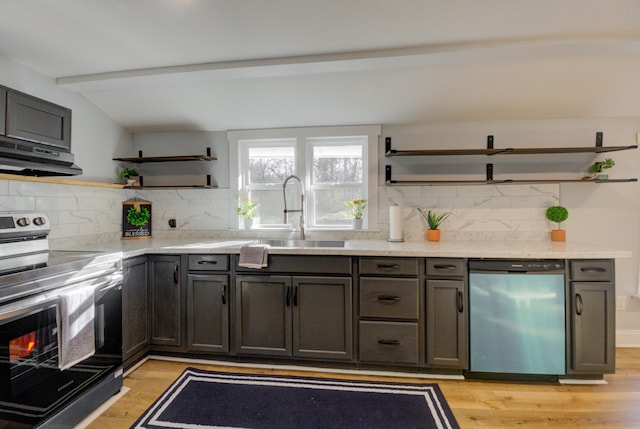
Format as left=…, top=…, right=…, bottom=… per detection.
left=0, top=1, right=639, bottom=427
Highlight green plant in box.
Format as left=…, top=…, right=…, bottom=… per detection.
left=127, top=206, right=150, bottom=226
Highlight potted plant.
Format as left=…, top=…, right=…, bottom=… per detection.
left=345, top=198, right=367, bottom=229
left=417, top=208, right=450, bottom=242
left=237, top=197, right=258, bottom=229
left=588, top=158, right=615, bottom=180
left=546, top=205, right=568, bottom=242
left=119, top=168, right=139, bottom=186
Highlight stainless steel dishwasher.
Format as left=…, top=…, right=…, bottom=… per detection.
left=468, top=259, right=566, bottom=377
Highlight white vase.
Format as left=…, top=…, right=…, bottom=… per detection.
left=351, top=218, right=363, bottom=229
left=242, top=218, right=254, bottom=229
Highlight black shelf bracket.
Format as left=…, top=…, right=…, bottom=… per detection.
left=487, top=135, right=494, bottom=149
left=385, top=137, right=397, bottom=154
left=486, top=163, right=493, bottom=181
left=385, top=165, right=395, bottom=183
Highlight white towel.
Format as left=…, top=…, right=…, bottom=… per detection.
left=238, top=245, right=270, bottom=269
left=57, top=284, right=95, bottom=370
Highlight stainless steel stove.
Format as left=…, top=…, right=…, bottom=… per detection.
left=0, top=212, right=124, bottom=428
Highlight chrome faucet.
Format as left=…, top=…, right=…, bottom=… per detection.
left=283, top=175, right=305, bottom=240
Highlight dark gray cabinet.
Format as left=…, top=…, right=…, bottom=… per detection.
left=122, top=256, right=149, bottom=366
left=0, top=87, right=6, bottom=134
left=187, top=274, right=229, bottom=353
left=568, top=259, right=615, bottom=374
left=186, top=254, right=231, bottom=354
left=4, top=87, right=71, bottom=150
left=149, top=255, right=182, bottom=347
left=358, top=257, right=422, bottom=366
left=235, top=274, right=353, bottom=360
left=426, top=258, right=468, bottom=369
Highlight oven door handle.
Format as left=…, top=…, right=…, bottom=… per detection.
left=0, top=294, right=60, bottom=322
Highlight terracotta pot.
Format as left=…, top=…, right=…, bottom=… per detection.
left=551, top=229, right=566, bottom=242
left=427, top=229, right=441, bottom=242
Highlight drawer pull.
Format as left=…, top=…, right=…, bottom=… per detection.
left=378, top=294, right=401, bottom=302
left=197, top=260, right=218, bottom=265
left=434, top=264, right=457, bottom=270
left=378, top=339, right=400, bottom=346
left=580, top=267, right=606, bottom=273
left=376, top=263, right=400, bottom=270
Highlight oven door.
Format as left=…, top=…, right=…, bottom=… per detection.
left=0, top=276, right=122, bottom=427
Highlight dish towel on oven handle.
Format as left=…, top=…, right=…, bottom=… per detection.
left=57, top=284, right=95, bottom=370
left=238, top=244, right=270, bottom=269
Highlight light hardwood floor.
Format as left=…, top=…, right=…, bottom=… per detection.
left=88, top=348, right=640, bottom=428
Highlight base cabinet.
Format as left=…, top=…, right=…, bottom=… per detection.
left=425, top=257, right=468, bottom=369
left=236, top=275, right=353, bottom=360
left=568, top=260, right=615, bottom=375
left=187, top=274, right=229, bottom=353
left=149, top=255, right=182, bottom=347
left=122, top=256, right=149, bottom=365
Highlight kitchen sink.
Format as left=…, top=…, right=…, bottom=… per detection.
left=257, top=239, right=345, bottom=248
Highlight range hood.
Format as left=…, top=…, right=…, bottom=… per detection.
left=0, top=137, right=83, bottom=176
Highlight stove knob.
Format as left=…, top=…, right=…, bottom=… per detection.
left=33, top=216, right=46, bottom=226
left=16, top=217, right=30, bottom=227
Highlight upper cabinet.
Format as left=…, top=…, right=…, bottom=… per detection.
left=0, top=87, right=6, bottom=135
left=3, top=86, right=72, bottom=151
left=385, top=133, right=638, bottom=185
left=113, top=149, right=217, bottom=188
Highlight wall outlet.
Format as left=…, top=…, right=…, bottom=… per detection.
left=616, top=295, right=627, bottom=311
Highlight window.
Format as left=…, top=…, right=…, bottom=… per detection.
left=229, top=126, right=380, bottom=230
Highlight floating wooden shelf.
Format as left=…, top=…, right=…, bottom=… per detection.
left=123, top=184, right=217, bottom=189
left=113, top=148, right=216, bottom=163
left=384, top=133, right=638, bottom=185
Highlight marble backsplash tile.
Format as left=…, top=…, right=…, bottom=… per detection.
left=1, top=179, right=559, bottom=247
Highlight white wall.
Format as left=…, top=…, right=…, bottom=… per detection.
left=0, top=53, right=131, bottom=182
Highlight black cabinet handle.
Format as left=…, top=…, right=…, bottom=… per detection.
left=378, top=339, right=400, bottom=346
left=173, top=265, right=179, bottom=284
left=293, top=286, right=298, bottom=306
left=576, top=293, right=583, bottom=316
left=376, top=263, right=400, bottom=270
left=581, top=267, right=606, bottom=273
left=378, top=294, right=400, bottom=302
left=221, top=284, right=227, bottom=305
left=434, top=264, right=457, bottom=270
left=457, top=291, right=464, bottom=313
left=197, top=260, right=218, bottom=265
left=285, top=286, right=291, bottom=307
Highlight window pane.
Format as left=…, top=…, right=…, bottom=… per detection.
left=248, top=145, right=295, bottom=184
left=312, top=144, right=363, bottom=184
left=313, top=187, right=362, bottom=226
left=249, top=189, right=284, bottom=224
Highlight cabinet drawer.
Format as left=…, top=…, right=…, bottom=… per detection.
left=359, top=257, right=418, bottom=276
left=236, top=255, right=351, bottom=274
left=359, top=321, right=419, bottom=365
left=426, top=258, right=465, bottom=277
left=571, top=260, right=614, bottom=282
left=188, top=255, right=230, bottom=271
left=360, top=278, right=419, bottom=320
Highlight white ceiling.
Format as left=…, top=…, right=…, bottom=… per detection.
left=2, top=0, right=640, bottom=132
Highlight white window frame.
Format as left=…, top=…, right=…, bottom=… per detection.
left=229, top=125, right=380, bottom=230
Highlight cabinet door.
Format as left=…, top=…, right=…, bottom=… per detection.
left=293, top=276, right=353, bottom=360
left=426, top=279, right=468, bottom=369
left=187, top=274, right=229, bottom=353
left=6, top=89, right=71, bottom=150
left=236, top=275, right=292, bottom=357
left=122, top=256, right=149, bottom=364
left=149, top=255, right=182, bottom=346
left=0, top=87, right=6, bottom=134
left=570, top=282, right=615, bottom=373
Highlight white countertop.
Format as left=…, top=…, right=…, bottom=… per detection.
left=54, top=238, right=632, bottom=259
